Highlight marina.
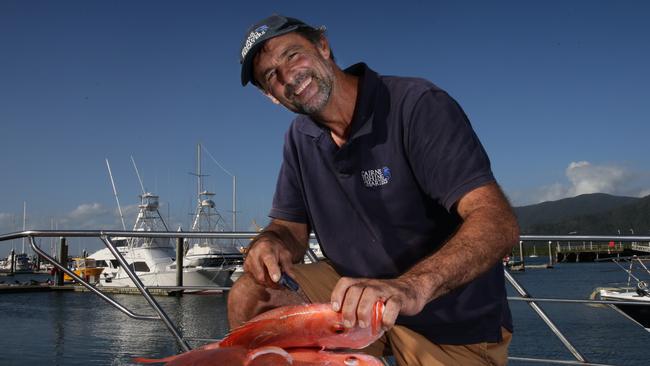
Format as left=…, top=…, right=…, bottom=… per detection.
left=1, top=231, right=649, bottom=365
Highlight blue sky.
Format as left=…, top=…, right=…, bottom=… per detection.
left=1, top=1, right=649, bottom=256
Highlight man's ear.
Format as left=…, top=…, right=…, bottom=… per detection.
left=262, top=90, right=280, bottom=105
left=317, top=37, right=331, bottom=60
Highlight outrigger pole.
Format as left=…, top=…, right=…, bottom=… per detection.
left=106, top=158, right=127, bottom=230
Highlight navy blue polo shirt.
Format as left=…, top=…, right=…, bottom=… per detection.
left=269, top=63, right=512, bottom=344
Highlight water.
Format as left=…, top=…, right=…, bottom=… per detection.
left=0, top=262, right=647, bottom=365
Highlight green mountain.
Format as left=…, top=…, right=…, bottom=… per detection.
left=514, top=193, right=643, bottom=234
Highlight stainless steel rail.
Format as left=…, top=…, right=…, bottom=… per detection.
left=101, top=235, right=191, bottom=352
left=3, top=231, right=648, bottom=365
left=27, top=236, right=160, bottom=320
left=505, top=270, right=588, bottom=363
left=2, top=230, right=265, bottom=351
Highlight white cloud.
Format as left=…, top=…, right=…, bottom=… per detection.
left=58, top=202, right=117, bottom=229
left=67, top=203, right=108, bottom=220
left=516, top=161, right=650, bottom=205
left=565, top=161, right=627, bottom=196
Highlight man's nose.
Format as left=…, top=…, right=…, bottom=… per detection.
left=276, top=64, right=295, bottom=86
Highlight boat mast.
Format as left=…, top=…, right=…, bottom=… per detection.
left=106, top=158, right=127, bottom=230
left=201, top=145, right=237, bottom=232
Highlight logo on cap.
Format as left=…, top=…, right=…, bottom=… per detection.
left=241, top=25, right=269, bottom=60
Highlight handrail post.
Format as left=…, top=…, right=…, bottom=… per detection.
left=504, top=269, right=588, bottom=363
left=28, top=237, right=159, bottom=320
left=101, top=235, right=191, bottom=352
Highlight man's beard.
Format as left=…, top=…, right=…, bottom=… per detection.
left=285, top=65, right=333, bottom=116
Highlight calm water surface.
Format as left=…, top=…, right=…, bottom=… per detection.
left=0, top=261, right=647, bottom=365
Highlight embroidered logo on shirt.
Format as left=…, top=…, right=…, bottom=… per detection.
left=361, top=166, right=391, bottom=188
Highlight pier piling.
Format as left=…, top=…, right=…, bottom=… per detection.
left=9, top=249, right=15, bottom=274
left=175, top=237, right=183, bottom=297
left=56, top=237, right=67, bottom=286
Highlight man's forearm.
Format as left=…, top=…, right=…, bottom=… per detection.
left=399, top=186, right=519, bottom=306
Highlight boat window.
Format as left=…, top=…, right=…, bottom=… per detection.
left=133, top=262, right=150, bottom=272
left=110, top=260, right=119, bottom=268
left=95, top=260, right=108, bottom=267
left=113, top=239, right=127, bottom=247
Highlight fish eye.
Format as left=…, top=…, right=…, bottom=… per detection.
left=344, top=357, right=359, bottom=366
left=332, top=323, right=346, bottom=334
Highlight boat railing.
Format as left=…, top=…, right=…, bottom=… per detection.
left=1, top=231, right=649, bottom=365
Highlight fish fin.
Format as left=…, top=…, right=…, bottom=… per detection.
left=244, top=346, right=292, bottom=366
left=372, top=301, right=385, bottom=334
left=132, top=355, right=178, bottom=364
left=219, top=318, right=278, bottom=347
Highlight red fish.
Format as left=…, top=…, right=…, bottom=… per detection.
left=132, top=345, right=291, bottom=366
left=133, top=301, right=385, bottom=365
left=288, top=348, right=384, bottom=366
left=219, top=301, right=385, bottom=350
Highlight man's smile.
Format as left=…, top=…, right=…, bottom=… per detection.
left=294, top=76, right=312, bottom=95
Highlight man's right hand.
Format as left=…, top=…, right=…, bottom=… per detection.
left=243, top=219, right=309, bottom=288
left=243, top=234, right=295, bottom=288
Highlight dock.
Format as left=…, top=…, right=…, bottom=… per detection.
left=0, top=283, right=223, bottom=296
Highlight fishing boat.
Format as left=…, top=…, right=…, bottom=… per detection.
left=596, top=256, right=650, bottom=331
left=599, top=288, right=650, bottom=330
left=63, top=257, right=104, bottom=284
left=182, top=144, right=243, bottom=286
left=13, top=253, right=32, bottom=272
left=91, top=192, right=232, bottom=288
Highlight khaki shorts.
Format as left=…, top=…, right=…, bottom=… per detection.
left=291, top=261, right=511, bottom=366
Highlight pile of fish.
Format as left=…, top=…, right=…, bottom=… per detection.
left=134, top=301, right=386, bottom=365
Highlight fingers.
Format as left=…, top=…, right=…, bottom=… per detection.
left=244, top=238, right=292, bottom=287
left=332, top=278, right=386, bottom=330
left=330, top=277, right=354, bottom=312
left=332, top=278, right=409, bottom=332
left=340, top=282, right=363, bottom=328
left=261, top=253, right=282, bottom=283
left=382, top=297, right=401, bottom=331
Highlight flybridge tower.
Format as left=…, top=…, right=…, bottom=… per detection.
left=129, top=156, right=170, bottom=249
left=187, top=143, right=234, bottom=253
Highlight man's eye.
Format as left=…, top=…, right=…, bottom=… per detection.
left=266, top=70, right=276, bottom=82
left=288, top=52, right=297, bottom=61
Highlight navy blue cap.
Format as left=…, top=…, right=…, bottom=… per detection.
left=240, top=15, right=313, bottom=86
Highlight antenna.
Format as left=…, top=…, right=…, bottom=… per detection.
left=201, top=144, right=237, bottom=232
left=106, top=158, right=127, bottom=230
left=131, top=155, right=147, bottom=195
left=22, top=201, right=26, bottom=254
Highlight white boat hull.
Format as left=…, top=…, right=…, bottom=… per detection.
left=101, top=267, right=233, bottom=288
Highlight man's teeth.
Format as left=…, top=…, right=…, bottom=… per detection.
left=295, top=76, right=312, bottom=95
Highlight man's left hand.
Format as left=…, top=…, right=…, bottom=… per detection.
left=330, top=276, right=426, bottom=331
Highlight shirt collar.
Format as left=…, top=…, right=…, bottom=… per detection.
left=296, top=63, right=379, bottom=139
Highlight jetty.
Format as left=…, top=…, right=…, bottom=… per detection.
left=511, top=238, right=650, bottom=265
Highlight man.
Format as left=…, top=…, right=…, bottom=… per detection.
left=229, top=14, right=519, bottom=365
